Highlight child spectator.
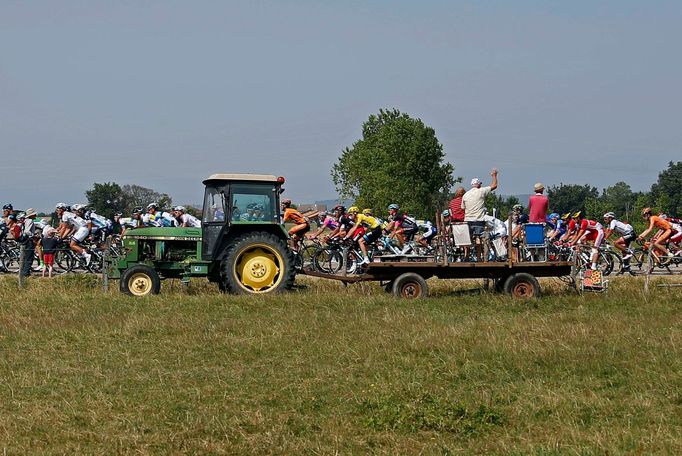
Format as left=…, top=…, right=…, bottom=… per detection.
left=41, top=229, right=59, bottom=278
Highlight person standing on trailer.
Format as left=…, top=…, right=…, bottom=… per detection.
left=461, top=168, right=498, bottom=261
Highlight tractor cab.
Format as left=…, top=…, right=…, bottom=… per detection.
left=201, top=174, right=287, bottom=261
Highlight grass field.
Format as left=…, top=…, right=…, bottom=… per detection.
left=1, top=274, right=681, bottom=454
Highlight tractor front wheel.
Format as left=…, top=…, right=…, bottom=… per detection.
left=120, top=264, right=161, bottom=297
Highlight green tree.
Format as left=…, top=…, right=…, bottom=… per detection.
left=331, top=109, right=456, bottom=219
left=600, top=181, right=634, bottom=219
left=121, top=185, right=173, bottom=214
left=651, top=161, right=682, bottom=215
left=485, top=194, right=519, bottom=220
left=546, top=184, right=599, bottom=215
left=85, top=182, right=125, bottom=219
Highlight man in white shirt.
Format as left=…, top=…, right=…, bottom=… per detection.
left=461, top=168, right=498, bottom=260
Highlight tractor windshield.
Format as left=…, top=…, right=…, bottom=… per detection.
left=230, top=183, right=278, bottom=223
left=202, top=186, right=226, bottom=223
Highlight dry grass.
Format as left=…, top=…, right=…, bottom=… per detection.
left=0, top=274, right=681, bottom=454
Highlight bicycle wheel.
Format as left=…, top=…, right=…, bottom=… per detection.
left=312, top=248, right=342, bottom=274
left=631, top=248, right=647, bottom=271
left=598, top=251, right=614, bottom=276
left=3, top=247, right=21, bottom=273
left=299, top=244, right=318, bottom=271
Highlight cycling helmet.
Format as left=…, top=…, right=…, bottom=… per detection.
left=333, top=205, right=345, bottom=214
left=17, top=212, right=26, bottom=219
left=281, top=198, right=292, bottom=206
left=146, top=203, right=158, bottom=211
left=173, top=205, right=186, bottom=212
left=55, top=202, right=68, bottom=210
left=2, top=204, right=12, bottom=211
left=253, top=204, right=264, bottom=211
left=132, top=207, right=144, bottom=215
left=561, top=212, right=571, bottom=220
left=549, top=212, right=560, bottom=220
left=72, top=203, right=85, bottom=212
left=442, top=209, right=451, bottom=217
left=114, top=212, right=123, bottom=217
left=348, top=206, right=359, bottom=214
left=513, top=204, right=523, bottom=211
left=641, top=207, right=652, bottom=217
left=362, top=208, right=373, bottom=215
left=388, top=203, right=399, bottom=211
left=603, top=212, right=616, bottom=219
left=572, top=211, right=582, bottom=218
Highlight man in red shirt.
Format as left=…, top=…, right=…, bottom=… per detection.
left=528, top=182, right=549, bottom=223
left=448, top=187, right=466, bottom=223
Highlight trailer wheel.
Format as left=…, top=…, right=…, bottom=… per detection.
left=383, top=280, right=394, bottom=293
left=392, top=273, right=428, bottom=299
left=120, top=265, right=161, bottom=297
left=503, top=273, right=540, bottom=298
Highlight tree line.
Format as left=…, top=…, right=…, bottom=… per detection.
left=332, top=108, right=681, bottom=225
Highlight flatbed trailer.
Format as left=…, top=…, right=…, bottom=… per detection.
left=302, top=258, right=575, bottom=299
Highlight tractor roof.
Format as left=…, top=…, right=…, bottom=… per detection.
left=203, top=173, right=279, bottom=184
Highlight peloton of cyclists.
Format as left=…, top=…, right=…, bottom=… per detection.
left=55, top=203, right=92, bottom=265
left=602, top=212, right=637, bottom=275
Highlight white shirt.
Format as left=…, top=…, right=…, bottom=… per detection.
left=483, top=215, right=508, bottom=237
left=61, top=211, right=88, bottom=229
left=608, top=219, right=633, bottom=235
left=462, top=186, right=492, bottom=221
left=179, top=213, right=201, bottom=227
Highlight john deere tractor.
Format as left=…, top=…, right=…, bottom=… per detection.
left=110, top=174, right=295, bottom=296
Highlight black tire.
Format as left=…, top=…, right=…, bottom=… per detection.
left=120, top=264, right=161, bottom=296
left=503, top=273, right=540, bottom=298
left=493, top=277, right=506, bottom=293
left=220, top=232, right=295, bottom=294
left=313, top=247, right=342, bottom=273
left=392, top=272, right=428, bottom=299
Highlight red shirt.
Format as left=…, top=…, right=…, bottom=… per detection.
left=528, top=194, right=549, bottom=223
left=448, top=197, right=465, bottom=222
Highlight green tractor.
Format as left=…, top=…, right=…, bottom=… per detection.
left=110, top=174, right=295, bottom=296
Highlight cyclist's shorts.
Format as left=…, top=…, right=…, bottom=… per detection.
left=584, top=229, right=604, bottom=247
left=363, top=226, right=383, bottom=244
left=422, top=226, right=437, bottom=242
left=621, top=232, right=637, bottom=246
left=402, top=228, right=417, bottom=241
left=288, top=223, right=310, bottom=237
left=73, top=227, right=89, bottom=243
left=468, top=221, right=485, bottom=238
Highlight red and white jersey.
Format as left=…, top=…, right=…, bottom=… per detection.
left=579, top=219, right=603, bottom=233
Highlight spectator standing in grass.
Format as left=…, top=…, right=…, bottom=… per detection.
left=528, top=183, right=549, bottom=223
left=41, top=229, right=59, bottom=278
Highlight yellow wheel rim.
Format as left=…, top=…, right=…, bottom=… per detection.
left=128, top=272, right=153, bottom=296
left=235, top=245, right=283, bottom=292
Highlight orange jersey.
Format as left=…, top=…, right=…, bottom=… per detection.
left=651, top=216, right=672, bottom=231
left=283, top=207, right=307, bottom=225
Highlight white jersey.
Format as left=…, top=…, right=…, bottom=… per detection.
left=179, top=213, right=201, bottom=227
left=143, top=212, right=177, bottom=227
left=483, top=215, right=508, bottom=237
left=87, top=211, right=111, bottom=229
left=61, top=211, right=88, bottom=229
left=608, top=219, right=634, bottom=236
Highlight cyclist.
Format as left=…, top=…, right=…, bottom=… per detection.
left=344, top=206, right=382, bottom=265
left=384, top=203, right=418, bottom=249
left=55, top=203, right=91, bottom=265
left=567, top=211, right=604, bottom=270
left=414, top=219, right=437, bottom=250
left=308, top=210, right=338, bottom=240
left=144, top=203, right=177, bottom=227
left=602, top=212, right=637, bottom=275
left=325, top=205, right=353, bottom=240
left=2, top=204, right=14, bottom=239
left=638, top=207, right=675, bottom=260
left=120, top=207, right=145, bottom=236
left=86, top=207, right=113, bottom=244
left=173, top=206, right=202, bottom=227
left=281, top=199, right=310, bottom=248
left=546, top=213, right=566, bottom=242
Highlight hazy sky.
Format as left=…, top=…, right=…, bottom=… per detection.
left=2, top=0, right=681, bottom=212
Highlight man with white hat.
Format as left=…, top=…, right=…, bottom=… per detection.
left=528, top=183, right=549, bottom=223
left=461, top=168, right=498, bottom=260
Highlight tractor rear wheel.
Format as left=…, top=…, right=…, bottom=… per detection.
left=220, top=232, right=295, bottom=294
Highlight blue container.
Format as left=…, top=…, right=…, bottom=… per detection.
left=524, top=223, right=545, bottom=246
